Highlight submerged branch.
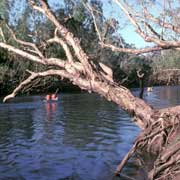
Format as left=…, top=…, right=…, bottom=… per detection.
left=115, top=143, right=137, bottom=175
left=6, top=24, right=44, bottom=58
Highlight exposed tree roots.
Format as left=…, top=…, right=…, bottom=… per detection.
left=116, top=111, right=180, bottom=180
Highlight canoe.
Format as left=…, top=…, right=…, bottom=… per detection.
left=43, top=97, right=58, bottom=102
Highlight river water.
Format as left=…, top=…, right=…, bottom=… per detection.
left=0, top=86, right=179, bottom=180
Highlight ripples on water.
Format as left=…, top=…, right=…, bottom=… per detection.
left=0, top=86, right=179, bottom=180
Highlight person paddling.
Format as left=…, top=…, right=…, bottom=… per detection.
left=52, top=88, right=59, bottom=100
left=45, top=94, right=51, bottom=101
left=45, top=88, right=59, bottom=101
left=51, top=93, right=58, bottom=100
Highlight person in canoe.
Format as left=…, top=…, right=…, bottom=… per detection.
left=51, top=93, right=58, bottom=100
left=45, top=89, right=59, bottom=102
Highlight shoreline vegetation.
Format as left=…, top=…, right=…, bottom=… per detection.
left=0, top=67, right=179, bottom=96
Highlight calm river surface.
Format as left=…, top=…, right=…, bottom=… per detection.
left=0, top=86, right=179, bottom=180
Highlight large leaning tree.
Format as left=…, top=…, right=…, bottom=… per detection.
left=0, top=0, right=180, bottom=179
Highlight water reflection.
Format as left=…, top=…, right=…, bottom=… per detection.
left=0, top=86, right=179, bottom=180
left=133, top=85, right=180, bottom=108
left=45, top=102, right=57, bottom=121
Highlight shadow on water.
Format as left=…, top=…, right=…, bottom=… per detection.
left=0, top=86, right=179, bottom=180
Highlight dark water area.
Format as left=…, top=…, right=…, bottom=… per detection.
left=0, top=86, right=179, bottom=180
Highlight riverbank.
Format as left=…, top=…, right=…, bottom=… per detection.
left=150, top=69, right=180, bottom=86
left=0, top=50, right=179, bottom=96
left=1, top=72, right=179, bottom=97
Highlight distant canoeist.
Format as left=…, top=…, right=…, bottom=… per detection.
left=51, top=93, right=58, bottom=101
left=147, top=87, right=153, bottom=92
left=45, top=89, right=59, bottom=101
left=45, top=94, right=58, bottom=101
left=45, top=94, right=51, bottom=101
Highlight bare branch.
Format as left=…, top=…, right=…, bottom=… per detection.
left=0, top=42, right=45, bottom=64
left=29, top=0, right=45, bottom=14
left=114, top=0, right=164, bottom=45
left=143, top=8, right=180, bottom=34
left=0, top=42, right=73, bottom=69
left=47, top=36, right=73, bottom=63
left=6, top=24, right=44, bottom=58
left=29, top=0, right=95, bottom=79
left=143, top=22, right=162, bottom=40
left=0, top=27, right=6, bottom=42
left=78, top=0, right=180, bottom=55
left=114, top=0, right=140, bottom=31
left=137, top=70, right=144, bottom=78
left=99, top=62, right=113, bottom=82
left=82, top=1, right=102, bottom=41
left=3, top=69, right=74, bottom=102
left=115, top=143, right=136, bottom=175
left=80, top=0, right=180, bottom=54
left=101, top=42, right=164, bottom=54
left=0, top=38, right=85, bottom=80
left=114, top=0, right=180, bottom=48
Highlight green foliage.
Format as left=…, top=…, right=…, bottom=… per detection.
left=0, top=0, right=8, bottom=20
left=0, top=0, right=179, bottom=94
left=0, top=64, right=8, bottom=82
left=72, top=3, right=86, bottom=23
left=128, top=56, right=152, bottom=72
left=152, top=50, right=180, bottom=70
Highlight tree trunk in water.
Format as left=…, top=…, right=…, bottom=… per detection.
left=137, top=70, right=145, bottom=99
left=139, top=78, right=144, bottom=99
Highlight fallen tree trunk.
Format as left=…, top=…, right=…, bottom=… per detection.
left=0, top=1, right=180, bottom=179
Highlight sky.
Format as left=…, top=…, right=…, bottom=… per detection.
left=9, top=0, right=152, bottom=48
left=120, top=27, right=150, bottom=48
left=47, top=0, right=150, bottom=48
left=102, top=1, right=151, bottom=48
left=49, top=0, right=179, bottom=48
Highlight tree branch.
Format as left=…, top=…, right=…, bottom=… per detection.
left=3, top=69, right=74, bottom=102
left=101, top=42, right=164, bottom=54
left=0, top=27, right=6, bottom=42
left=89, top=0, right=180, bottom=54
left=114, top=0, right=180, bottom=48
left=29, top=0, right=95, bottom=79
left=82, top=1, right=102, bottom=42
left=143, top=7, right=180, bottom=34
left=6, top=24, right=44, bottom=58
left=47, top=36, right=73, bottom=63
left=143, top=22, right=162, bottom=40
left=0, top=42, right=82, bottom=73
